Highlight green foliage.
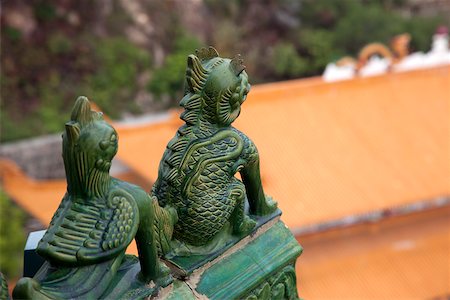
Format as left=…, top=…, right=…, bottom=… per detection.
left=37, top=86, right=70, bottom=134
left=271, top=43, right=308, bottom=78
left=84, top=37, right=151, bottom=118
left=332, top=4, right=405, bottom=55
left=148, top=33, right=201, bottom=106
left=33, top=1, right=57, bottom=22
left=405, top=16, right=445, bottom=52
left=47, top=33, right=73, bottom=55
left=1, top=0, right=447, bottom=142
left=268, top=0, right=446, bottom=78
left=4, top=26, right=22, bottom=42
left=0, top=189, right=26, bottom=278
left=300, top=29, right=337, bottom=72
left=1, top=35, right=151, bottom=142
left=0, top=111, right=43, bottom=142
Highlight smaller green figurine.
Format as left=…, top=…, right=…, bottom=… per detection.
left=13, top=97, right=175, bottom=299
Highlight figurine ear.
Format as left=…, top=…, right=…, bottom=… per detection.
left=195, top=46, right=219, bottom=61
left=230, top=54, right=246, bottom=76
left=71, top=96, right=93, bottom=126
left=186, top=55, right=208, bottom=92
left=65, top=122, right=80, bottom=143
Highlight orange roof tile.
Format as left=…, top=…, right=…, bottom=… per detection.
left=297, top=206, right=450, bottom=299
left=116, top=66, right=450, bottom=229
left=2, top=66, right=449, bottom=231
left=0, top=160, right=67, bottom=225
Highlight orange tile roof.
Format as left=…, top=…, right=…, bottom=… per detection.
left=297, top=206, right=450, bottom=299
left=1, top=65, right=449, bottom=295
left=1, top=66, right=449, bottom=231
left=116, top=66, right=450, bottom=229
left=0, top=160, right=67, bottom=225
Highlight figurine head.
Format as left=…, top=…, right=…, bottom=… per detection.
left=63, top=96, right=118, bottom=197
left=180, top=47, right=251, bottom=127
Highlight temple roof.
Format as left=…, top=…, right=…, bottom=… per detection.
left=297, top=206, right=450, bottom=298
left=2, top=65, right=449, bottom=298
left=117, top=65, right=450, bottom=229
left=2, top=65, right=449, bottom=230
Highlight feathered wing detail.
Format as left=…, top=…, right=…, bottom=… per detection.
left=77, top=190, right=139, bottom=262
left=37, top=191, right=139, bottom=266
left=103, top=191, right=138, bottom=246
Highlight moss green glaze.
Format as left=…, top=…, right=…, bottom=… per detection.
left=243, top=265, right=298, bottom=300
left=164, top=209, right=281, bottom=277
left=13, top=48, right=302, bottom=299
left=152, top=47, right=277, bottom=254
left=13, top=97, right=175, bottom=299
left=160, top=280, right=196, bottom=300
left=194, top=221, right=302, bottom=300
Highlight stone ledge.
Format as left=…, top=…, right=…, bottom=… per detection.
left=162, top=221, right=302, bottom=300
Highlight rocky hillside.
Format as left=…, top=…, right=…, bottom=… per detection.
left=2, top=0, right=448, bottom=142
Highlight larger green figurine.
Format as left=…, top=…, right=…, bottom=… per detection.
left=13, top=97, right=175, bottom=299
left=152, top=47, right=277, bottom=256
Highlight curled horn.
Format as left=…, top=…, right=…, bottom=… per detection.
left=230, top=54, right=246, bottom=76
left=71, top=96, right=93, bottom=126
left=195, top=46, right=219, bottom=61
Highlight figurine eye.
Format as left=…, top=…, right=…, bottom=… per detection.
left=110, top=134, right=117, bottom=142
left=99, top=140, right=109, bottom=150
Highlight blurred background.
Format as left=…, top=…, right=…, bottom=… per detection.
left=1, top=0, right=449, bottom=298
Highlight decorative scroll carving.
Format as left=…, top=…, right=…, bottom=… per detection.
left=244, top=265, right=299, bottom=300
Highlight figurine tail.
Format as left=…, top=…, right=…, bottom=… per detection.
left=12, top=277, right=40, bottom=300
left=151, top=196, right=178, bottom=256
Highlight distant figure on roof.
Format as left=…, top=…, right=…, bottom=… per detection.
left=324, top=33, right=411, bottom=80
left=151, top=47, right=277, bottom=254
left=431, top=26, right=449, bottom=54
left=325, top=28, right=450, bottom=81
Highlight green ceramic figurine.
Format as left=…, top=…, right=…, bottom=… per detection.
left=152, top=47, right=277, bottom=255
left=13, top=47, right=302, bottom=299
left=13, top=97, right=176, bottom=299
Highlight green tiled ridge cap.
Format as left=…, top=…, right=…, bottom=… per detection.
left=164, top=209, right=282, bottom=277
left=196, top=221, right=302, bottom=299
